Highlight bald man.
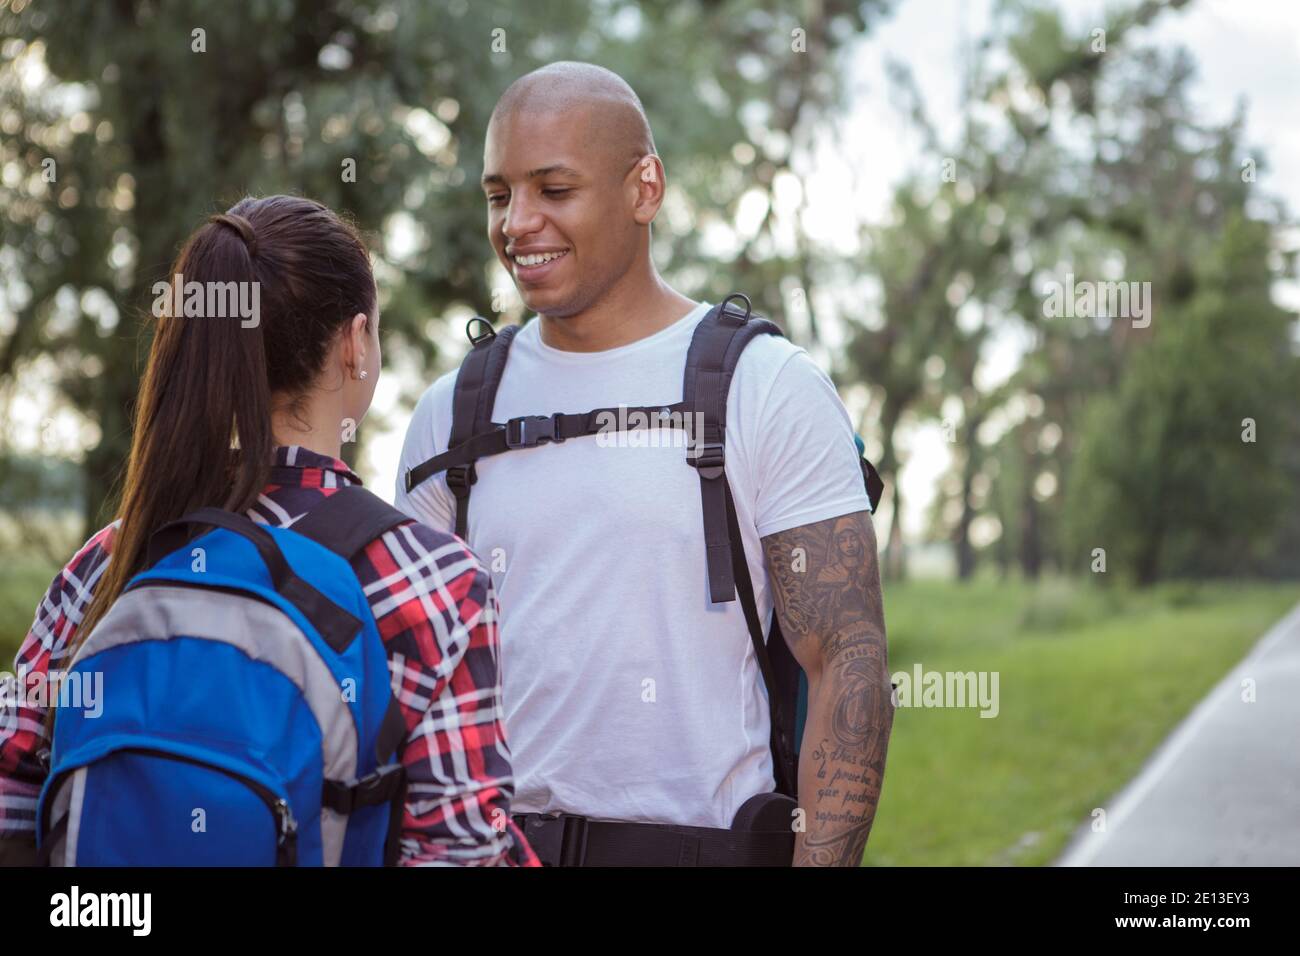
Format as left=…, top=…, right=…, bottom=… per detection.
left=396, top=62, right=893, bottom=867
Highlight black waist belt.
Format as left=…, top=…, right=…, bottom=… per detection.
left=512, top=812, right=794, bottom=867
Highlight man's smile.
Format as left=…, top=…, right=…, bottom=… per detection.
left=509, top=246, right=570, bottom=281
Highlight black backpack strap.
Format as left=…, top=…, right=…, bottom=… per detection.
left=682, top=294, right=796, bottom=797
left=289, top=484, right=412, bottom=560
left=404, top=319, right=519, bottom=540
left=146, top=507, right=364, bottom=654
left=405, top=401, right=695, bottom=481
left=682, top=294, right=783, bottom=604
left=861, top=456, right=885, bottom=513
left=289, top=483, right=413, bottom=771
left=723, top=479, right=799, bottom=798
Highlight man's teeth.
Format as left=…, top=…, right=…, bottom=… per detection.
left=514, top=250, right=568, bottom=267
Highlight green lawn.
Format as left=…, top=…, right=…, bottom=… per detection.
left=3, top=557, right=1296, bottom=868
left=1, top=555, right=61, bottom=662
left=865, top=577, right=1300, bottom=866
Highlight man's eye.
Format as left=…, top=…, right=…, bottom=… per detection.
left=542, top=188, right=572, bottom=198
left=487, top=193, right=508, bottom=206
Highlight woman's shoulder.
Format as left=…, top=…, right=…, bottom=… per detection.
left=59, top=520, right=120, bottom=582
left=360, top=515, right=488, bottom=585
left=351, top=512, right=493, bottom=628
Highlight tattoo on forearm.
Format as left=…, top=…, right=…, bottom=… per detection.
left=800, top=632, right=891, bottom=865
left=762, top=511, right=893, bottom=867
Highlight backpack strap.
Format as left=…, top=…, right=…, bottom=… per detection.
left=289, top=483, right=412, bottom=766
left=404, top=317, right=707, bottom=536
left=723, top=479, right=800, bottom=798
left=403, top=319, right=519, bottom=539
left=405, top=401, right=695, bottom=482
left=682, top=294, right=783, bottom=605
left=682, top=294, right=799, bottom=797
left=289, top=483, right=412, bottom=862
left=289, top=484, right=411, bottom=560
left=147, top=508, right=364, bottom=654
left=449, top=321, right=518, bottom=539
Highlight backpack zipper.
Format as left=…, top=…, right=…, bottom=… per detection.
left=47, top=747, right=299, bottom=866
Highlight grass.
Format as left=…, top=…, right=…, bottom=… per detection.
left=3, top=551, right=1296, bottom=867
left=1, top=554, right=61, bottom=663
left=864, top=576, right=1300, bottom=866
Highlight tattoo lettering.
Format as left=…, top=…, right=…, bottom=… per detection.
left=762, top=511, right=892, bottom=866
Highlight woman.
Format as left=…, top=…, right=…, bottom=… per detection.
left=0, top=195, right=538, bottom=866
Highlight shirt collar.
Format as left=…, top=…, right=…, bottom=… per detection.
left=271, top=445, right=364, bottom=487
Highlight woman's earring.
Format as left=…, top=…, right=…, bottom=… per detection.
left=358, top=369, right=368, bottom=380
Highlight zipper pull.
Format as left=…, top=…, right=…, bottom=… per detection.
left=274, top=798, right=298, bottom=845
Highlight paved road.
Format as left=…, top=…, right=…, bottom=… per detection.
left=1057, top=600, right=1300, bottom=866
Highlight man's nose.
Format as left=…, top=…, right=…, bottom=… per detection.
left=502, top=195, right=544, bottom=240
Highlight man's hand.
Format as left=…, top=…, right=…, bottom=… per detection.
left=762, top=510, right=893, bottom=866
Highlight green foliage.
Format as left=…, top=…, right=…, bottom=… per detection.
left=1065, top=215, right=1296, bottom=584
left=0, top=553, right=60, bottom=663
left=0, top=0, right=1294, bottom=587
left=849, top=0, right=1298, bottom=585
left=0, top=0, right=890, bottom=532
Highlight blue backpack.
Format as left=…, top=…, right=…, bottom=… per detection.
left=37, top=485, right=411, bottom=867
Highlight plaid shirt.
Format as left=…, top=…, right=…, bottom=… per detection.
left=0, top=445, right=539, bottom=867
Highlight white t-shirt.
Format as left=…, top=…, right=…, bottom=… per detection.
left=394, top=301, right=871, bottom=828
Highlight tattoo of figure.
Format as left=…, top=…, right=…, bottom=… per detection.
left=763, top=512, right=884, bottom=649
left=762, top=510, right=892, bottom=867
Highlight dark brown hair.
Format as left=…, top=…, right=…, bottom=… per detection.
left=72, top=195, right=376, bottom=649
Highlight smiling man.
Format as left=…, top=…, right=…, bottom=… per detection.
left=478, top=63, right=693, bottom=347
left=396, top=61, right=894, bottom=867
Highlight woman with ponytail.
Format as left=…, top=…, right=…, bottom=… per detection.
left=0, top=196, right=538, bottom=866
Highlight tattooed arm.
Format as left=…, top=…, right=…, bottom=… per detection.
left=762, top=510, right=894, bottom=866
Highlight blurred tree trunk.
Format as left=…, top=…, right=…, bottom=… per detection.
left=877, top=401, right=907, bottom=582
left=1019, top=472, right=1042, bottom=579
left=1135, top=520, right=1163, bottom=587
left=953, top=412, right=985, bottom=581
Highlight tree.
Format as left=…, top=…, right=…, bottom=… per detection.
left=0, top=0, right=889, bottom=535
left=1065, top=214, right=1296, bottom=584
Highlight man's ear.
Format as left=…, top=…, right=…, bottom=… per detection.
left=631, top=154, right=665, bottom=225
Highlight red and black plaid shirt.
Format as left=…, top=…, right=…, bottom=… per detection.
left=0, top=445, right=539, bottom=867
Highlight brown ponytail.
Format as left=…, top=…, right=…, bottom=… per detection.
left=70, top=196, right=376, bottom=653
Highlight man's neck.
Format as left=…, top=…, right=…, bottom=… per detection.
left=537, top=267, right=698, bottom=353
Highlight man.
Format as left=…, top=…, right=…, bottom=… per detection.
left=396, top=61, right=893, bottom=866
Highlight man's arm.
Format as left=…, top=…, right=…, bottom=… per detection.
left=762, top=509, right=893, bottom=866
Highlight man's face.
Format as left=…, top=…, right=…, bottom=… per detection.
left=482, top=108, right=638, bottom=318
